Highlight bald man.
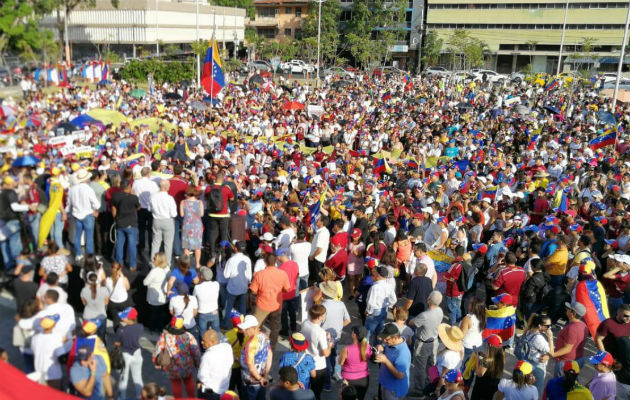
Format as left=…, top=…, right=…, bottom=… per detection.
left=197, top=329, right=234, bottom=399
left=149, top=179, right=177, bottom=265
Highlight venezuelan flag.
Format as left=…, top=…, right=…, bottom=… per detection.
left=308, top=192, right=326, bottom=230
left=589, top=129, right=617, bottom=150
left=482, top=306, right=516, bottom=343
left=544, top=78, right=559, bottom=91
left=575, top=279, right=609, bottom=338
left=373, top=158, right=391, bottom=175
left=201, top=39, right=225, bottom=98
left=66, top=336, right=111, bottom=373
left=382, top=91, right=392, bottom=101
left=405, top=158, right=419, bottom=169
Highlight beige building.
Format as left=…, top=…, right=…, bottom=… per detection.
left=249, top=0, right=308, bottom=40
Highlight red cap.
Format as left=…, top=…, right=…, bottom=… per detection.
left=486, top=334, right=503, bottom=348
left=351, top=228, right=362, bottom=239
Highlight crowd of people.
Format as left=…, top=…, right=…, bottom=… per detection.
left=1, top=67, right=630, bottom=400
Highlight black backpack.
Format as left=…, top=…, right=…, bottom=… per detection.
left=207, top=185, right=224, bottom=214
left=456, top=261, right=476, bottom=293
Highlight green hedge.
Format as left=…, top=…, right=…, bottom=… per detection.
left=119, top=59, right=193, bottom=83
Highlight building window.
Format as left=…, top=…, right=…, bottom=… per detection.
left=284, top=28, right=292, bottom=36
left=258, top=28, right=276, bottom=38
left=295, top=28, right=302, bottom=38
left=258, top=8, right=276, bottom=18
left=295, top=7, right=302, bottom=17
left=286, top=7, right=292, bottom=14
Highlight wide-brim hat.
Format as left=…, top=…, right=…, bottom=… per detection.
left=319, top=281, right=338, bottom=299
left=438, top=323, right=464, bottom=352
left=75, top=168, right=90, bottom=183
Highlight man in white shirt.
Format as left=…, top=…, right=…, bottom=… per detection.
left=290, top=230, right=312, bottom=290
left=309, top=215, right=330, bottom=279
left=19, top=289, right=76, bottom=341
left=194, top=267, right=221, bottom=338
left=132, top=167, right=159, bottom=254
left=365, top=267, right=397, bottom=344
left=222, top=241, right=252, bottom=329
left=301, top=304, right=333, bottom=400
left=197, top=329, right=233, bottom=399
left=149, top=180, right=177, bottom=265
left=31, top=315, right=72, bottom=389
left=275, top=217, right=296, bottom=251
left=66, top=169, right=100, bottom=259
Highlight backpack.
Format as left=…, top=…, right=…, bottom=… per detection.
left=514, top=332, right=539, bottom=361
left=456, top=261, right=476, bottom=292
left=207, top=185, right=224, bottom=214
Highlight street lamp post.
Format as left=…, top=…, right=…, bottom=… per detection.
left=612, top=1, right=630, bottom=112
left=196, top=0, right=200, bottom=88
left=556, top=0, right=569, bottom=76
left=155, top=0, right=160, bottom=56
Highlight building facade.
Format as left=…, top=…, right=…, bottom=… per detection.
left=425, top=0, right=628, bottom=73
left=41, top=0, right=246, bottom=60
left=249, top=0, right=309, bottom=40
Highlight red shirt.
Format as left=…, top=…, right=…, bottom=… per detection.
left=555, top=320, right=589, bottom=361
left=279, top=260, right=299, bottom=301
left=168, top=177, right=189, bottom=208
left=206, top=184, right=234, bottom=215
left=332, top=232, right=349, bottom=250
left=531, top=198, right=549, bottom=225
left=325, top=249, right=348, bottom=279
left=493, top=265, right=526, bottom=306
left=445, top=261, right=464, bottom=297
left=366, top=242, right=387, bottom=260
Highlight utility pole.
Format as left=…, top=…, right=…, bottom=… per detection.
left=196, top=0, right=200, bottom=88
left=156, top=0, right=160, bottom=56
left=612, top=0, right=630, bottom=112
left=556, top=0, right=569, bottom=76
left=64, top=6, right=70, bottom=65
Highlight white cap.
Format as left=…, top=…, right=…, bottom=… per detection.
left=261, top=232, right=275, bottom=241
left=482, top=198, right=492, bottom=204
left=237, top=315, right=259, bottom=330
left=421, top=207, right=433, bottom=214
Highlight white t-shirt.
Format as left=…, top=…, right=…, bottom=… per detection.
left=497, top=378, right=538, bottom=400
left=194, top=281, right=220, bottom=314
left=301, top=319, right=328, bottom=370
left=290, top=241, right=312, bottom=277
left=106, top=277, right=128, bottom=303
left=310, top=227, right=330, bottom=263
left=169, top=295, right=199, bottom=329
left=31, top=332, right=71, bottom=380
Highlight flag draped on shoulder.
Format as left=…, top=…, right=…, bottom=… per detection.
left=201, top=39, right=225, bottom=98
left=575, top=279, right=609, bottom=338
left=482, top=306, right=516, bottom=343
left=308, top=192, right=326, bottom=230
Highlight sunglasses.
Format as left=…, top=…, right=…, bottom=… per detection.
left=623, top=314, right=630, bottom=319
left=543, top=324, right=552, bottom=327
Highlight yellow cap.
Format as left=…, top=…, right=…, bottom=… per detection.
left=3, top=176, right=15, bottom=186
left=51, top=167, right=61, bottom=176
left=82, top=321, right=98, bottom=335
left=41, top=317, right=56, bottom=330
left=71, top=163, right=80, bottom=172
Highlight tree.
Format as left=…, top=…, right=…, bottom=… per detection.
left=0, top=0, right=56, bottom=59
left=580, top=36, right=598, bottom=71
left=422, top=30, right=443, bottom=67
left=301, top=0, right=341, bottom=66
left=447, top=30, right=487, bottom=69
left=54, top=0, right=119, bottom=53
left=213, top=0, right=255, bottom=19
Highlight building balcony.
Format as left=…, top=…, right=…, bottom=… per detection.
left=248, top=17, right=280, bottom=27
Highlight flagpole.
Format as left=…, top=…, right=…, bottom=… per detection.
left=196, top=0, right=200, bottom=88
left=612, top=0, right=630, bottom=114
left=211, top=8, right=216, bottom=107
left=556, top=0, right=570, bottom=76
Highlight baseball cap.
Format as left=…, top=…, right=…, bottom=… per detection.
left=565, top=301, right=587, bottom=318
left=589, top=351, right=614, bottom=367
left=421, top=207, right=433, bottom=214
left=230, top=310, right=244, bottom=327
left=491, top=293, right=513, bottom=305
left=472, top=243, right=488, bottom=254
left=40, top=314, right=60, bottom=329
left=170, top=316, right=185, bottom=330
left=237, top=315, right=259, bottom=330
left=514, top=360, right=533, bottom=375
left=275, top=247, right=289, bottom=257
left=82, top=319, right=100, bottom=335
left=351, top=228, right=362, bottom=239
left=485, top=334, right=503, bottom=348
left=579, top=259, right=596, bottom=275
left=221, top=391, right=239, bottom=400
left=563, top=360, right=580, bottom=374
left=118, top=307, right=138, bottom=321
left=444, top=369, right=463, bottom=383
left=365, top=257, right=379, bottom=269
left=378, top=323, right=400, bottom=340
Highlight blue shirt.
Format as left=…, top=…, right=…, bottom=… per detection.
left=378, top=341, right=411, bottom=397
left=169, top=269, right=197, bottom=299
left=70, top=354, right=107, bottom=400
left=487, top=243, right=507, bottom=266
left=279, top=351, right=316, bottom=389
left=540, top=239, right=558, bottom=259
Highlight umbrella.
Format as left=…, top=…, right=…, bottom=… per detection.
left=282, top=101, right=305, bottom=111
left=53, top=122, right=78, bottom=136
left=248, top=74, right=265, bottom=86
left=597, top=110, right=616, bottom=125
left=129, top=89, right=146, bottom=99
left=70, top=114, right=103, bottom=129
left=190, top=100, right=208, bottom=111
left=12, top=155, right=40, bottom=168
left=0, top=105, right=16, bottom=118
left=164, top=92, right=182, bottom=100
left=87, top=108, right=129, bottom=126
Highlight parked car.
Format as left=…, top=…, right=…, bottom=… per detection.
left=282, top=60, right=315, bottom=74
left=424, top=66, right=449, bottom=77
left=247, top=60, right=273, bottom=72
left=450, top=70, right=473, bottom=82
left=471, top=69, right=508, bottom=84
left=510, top=72, right=526, bottom=83
left=323, top=66, right=355, bottom=79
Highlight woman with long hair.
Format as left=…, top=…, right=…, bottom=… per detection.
left=169, top=281, right=199, bottom=341
left=143, top=252, right=170, bottom=332
left=339, top=326, right=373, bottom=400
left=521, top=313, right=554, bottom=396
left=468, top=335, right=505, bottom=400
left=166, top=257, right=198, bottom=298
left=80, top=270, right=109, bottom=341
left=496, top=360, right=537, bottom=400
left=152, top=316, right=200, bottom=398
left=460, top=300, right=485, bottom=364
left=105, top=261, right=130, bottom=330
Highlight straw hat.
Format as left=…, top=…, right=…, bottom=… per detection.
left=75, top=168, right=90, bottom=183
left=319, top=281, right=338, bottom=300
left=437, top=323, right=464, bottom=351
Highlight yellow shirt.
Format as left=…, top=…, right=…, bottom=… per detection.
left=546, top=246, right=569, bottom=276
left=225, top=328, right=247, bottom=368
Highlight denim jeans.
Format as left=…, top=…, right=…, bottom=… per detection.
left=119, top=349, right=144, bottom=400
left=281, top=296, right=299, bottom=332
left=198, top=312, right=221, bottom=338
left=245, top=384, right=266, bottom=400
left=0, top=220, right=22, bottom=269
left=51, top=212, right=64, bottom=249
left=74, top=214, right=95, bottom=256
left=116, top=226, right=138, bottom=269
left=223, top=291, right=247, bottom=329
left=531, top=361, right=546, bottom=396
left=173, top=216, right=183, bottom=257
left=26, top=213, right=40, bottom=248
left=446, top=296, right=462, bottom=325
left=365, top=308, right=387, bottom=344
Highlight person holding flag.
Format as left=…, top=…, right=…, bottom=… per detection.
left=201, top=39, right=225, bottom=99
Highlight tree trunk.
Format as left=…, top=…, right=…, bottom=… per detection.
left=56, top=8, right=64, bottom=55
